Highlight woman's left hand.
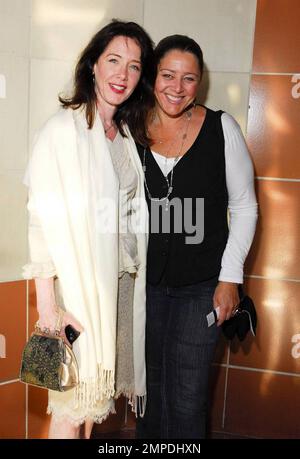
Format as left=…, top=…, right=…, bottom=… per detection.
left=213, top=281, right=240, bottom=326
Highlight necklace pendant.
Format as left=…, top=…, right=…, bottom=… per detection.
left=165, top=198, right=169, bottom=211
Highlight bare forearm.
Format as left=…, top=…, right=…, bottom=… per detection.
left=35, top=277, right=57, bottom=314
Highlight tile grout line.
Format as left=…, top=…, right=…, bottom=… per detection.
left=221, top=344, right=231, bottom=429
left=245, top=0, right=258, bottom=138
left=0, top=379, right=20, bottom=386
left=25, top=279, right=29, bottom=439
left=256, top=176, right=300, bottom=182
left=253, top=72, right=300, bottom=76
left=0, top=278, right=25, bottom=284
left=25, top=0, right=32, bottom=433
left=213, top=362, right=300, bottom=378
left=245, top=274, right=300, bottom=283
left=212, top=429, right=258, bottom=439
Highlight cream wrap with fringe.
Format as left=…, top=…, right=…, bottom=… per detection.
left=23, top=107, right=148, bottom=416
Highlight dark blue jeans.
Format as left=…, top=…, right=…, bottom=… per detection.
left=136, top=279, right=220, bottom=439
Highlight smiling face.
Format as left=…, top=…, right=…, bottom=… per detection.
left=154, top=49, right=201, bottom=118
left=93, top=35, right=142, bottom=110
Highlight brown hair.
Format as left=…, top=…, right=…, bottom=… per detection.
left=59, top=20, right=155, bottom=146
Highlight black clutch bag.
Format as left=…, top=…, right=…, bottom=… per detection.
left=222, top=295, right=257, bottom=341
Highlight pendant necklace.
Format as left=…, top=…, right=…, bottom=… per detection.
left=143, top=107, right=193, bottom=211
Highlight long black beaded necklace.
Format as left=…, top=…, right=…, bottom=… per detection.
left=143, top=108, right=193, bottom=211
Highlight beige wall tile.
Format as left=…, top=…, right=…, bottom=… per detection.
left=200, top=71, right=250, bottom=133
left=0, top=0, right=30, bottom=56
left=0, top=172, right=28, bottom=281
left=0, top=0, right=30, bottom=16
left=31, top=0, right=144, bottom=61
left=0, top=54, right=29, bottom=171
left=144, top=0, right=257, bottom=72
left=29, top=58, right=74, bottom=143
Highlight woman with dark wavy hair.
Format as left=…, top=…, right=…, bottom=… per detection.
left=23, top=20, right=154, bottom=438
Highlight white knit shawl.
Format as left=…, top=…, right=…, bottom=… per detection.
left=26, top=107, right=148, bottom=413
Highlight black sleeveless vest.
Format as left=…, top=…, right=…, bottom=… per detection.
left=137, top=107, right=228, bottom=287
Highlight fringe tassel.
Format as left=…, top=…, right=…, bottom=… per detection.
left=115, top=387, right=147, bottom=418
left=74, top=365, right=115, bottom=409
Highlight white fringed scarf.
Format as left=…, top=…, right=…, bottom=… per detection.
left=26, top=107, right=148, bottom=415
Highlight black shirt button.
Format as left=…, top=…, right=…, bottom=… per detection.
left=162, top=251, right=167, bottom=256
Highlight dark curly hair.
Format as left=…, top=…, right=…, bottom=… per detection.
left=59, top=20, right=155, bottom=146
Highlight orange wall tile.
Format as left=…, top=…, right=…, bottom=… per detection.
left=246, top=180, right=300, bottom=279
left=225, top=368, right=300, bottom=438
left=230, top=277, right=300, bottom=374
left=28, top=385, right=50, bottom=439
left=0, top=281, right=26, bottom=382
left=253, top=0, right=300, bottom=73
left=28, top=279, right=38, bottom=333
left=247, top=75, right=300, bottom=179
left=0, top=382, right=26, bottom=438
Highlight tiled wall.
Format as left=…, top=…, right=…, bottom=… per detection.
left=210, top=0, right=300, bottom=439
left=1, top=0, right=299, bottom=439
left=0, top=0, right=30, bottom=439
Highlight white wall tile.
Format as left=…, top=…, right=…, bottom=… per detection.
left=0, top=54, right=29, bottom=171
left=31, top=0, right=144, bottom=61
left=29, top=58, right=74, bottom=143
left=0, top=0, right=30, bottom=16
left=0, top=0, right=30, bottom=56
left=198, top=71, right=250, bottom=133
left=0, top=171, right=28, bottom=281
left=144, top=0, right=257, bottom=72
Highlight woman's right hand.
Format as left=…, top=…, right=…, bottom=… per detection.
left=37, top=305, right=84, bottom=330
left=37, top=304, right=61, bottom=332
left=34, top=277, right=84, bottom=341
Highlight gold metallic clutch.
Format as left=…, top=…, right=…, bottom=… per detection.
left=20, top=311, right=79, bottom=391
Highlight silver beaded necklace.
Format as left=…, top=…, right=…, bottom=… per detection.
left=143, top=108, right=193, bottom=211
